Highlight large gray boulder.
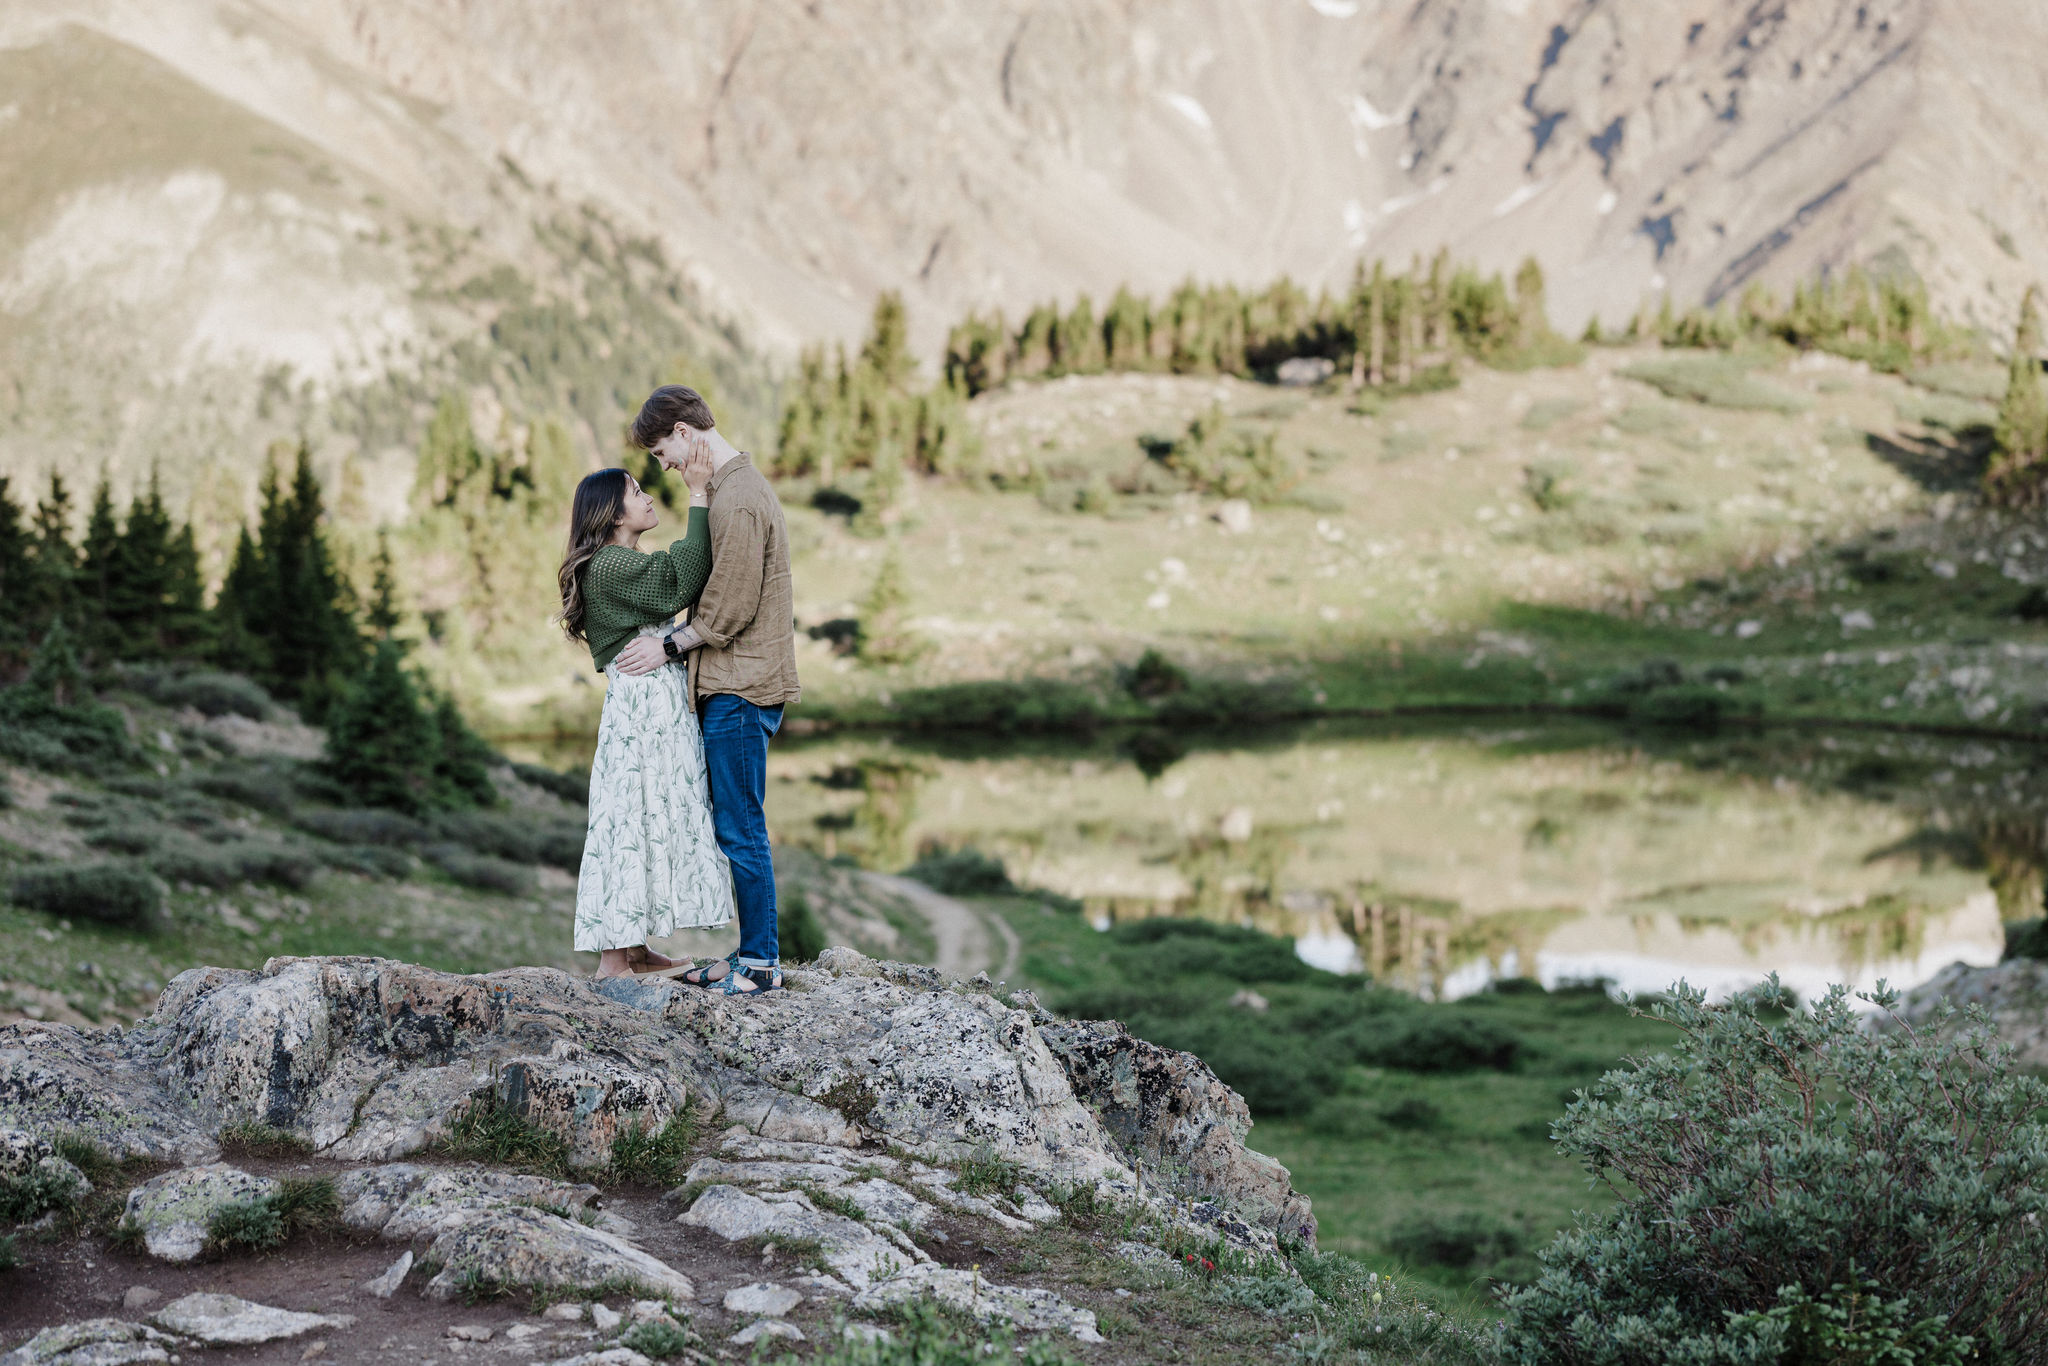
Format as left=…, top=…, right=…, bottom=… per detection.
left=152, top=1294, right=352, bottom=1346
left=120, top=1163, right=277, bottom=1263
left=1891, top=959, right=2048, bottom=1066
left=421, top=1204, right=694, bottom=1302
left=334, top=1163, right=601, bottom=1240
left=0, top=950, right=1311, bottom=1244
left=0, top=1320, right=182, bottom=1366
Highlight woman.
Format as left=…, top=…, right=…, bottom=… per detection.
left=555, top=441, right=734, bottom=979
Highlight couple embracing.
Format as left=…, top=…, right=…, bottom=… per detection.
left=555, top=385, right=797, bottom=996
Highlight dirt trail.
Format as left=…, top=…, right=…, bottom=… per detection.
left=858, top=873, right=1019, bottom=982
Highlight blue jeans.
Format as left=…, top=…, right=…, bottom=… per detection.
left=700, top=694, right=783, bottom=968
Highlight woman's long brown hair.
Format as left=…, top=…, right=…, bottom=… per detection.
left=556, top=468, right=631, bottom=643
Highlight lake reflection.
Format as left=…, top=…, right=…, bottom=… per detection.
left=526, top=719, right=2046, bottom=1002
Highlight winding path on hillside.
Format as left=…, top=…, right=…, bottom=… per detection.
left=859, top=872, right=1021, bottom=983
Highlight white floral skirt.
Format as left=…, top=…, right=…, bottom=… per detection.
left=573, top=632, right=735, bottom=952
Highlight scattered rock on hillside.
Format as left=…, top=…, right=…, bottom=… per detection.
left=724, top=1283, right=804, bottom=1317
left=0, top=1319, right=182, bottom=1366
left=853, top=1266, right=1105, bottom=1342
left=679, top=1184, right=920, bottom=1291
left=1891, top=959, right=2048, bottom=1066
left=0, top=1129, right=91, bottom=1204
left=421, top=1204, right=694, bottom=1303
left=121, top=1164, right=277, bottom=1263
left=152, top=1293, right=352, bottom=1346
left=335, top=1163, right=600, bottom=1239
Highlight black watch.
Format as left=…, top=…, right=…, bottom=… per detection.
left=662, top=633, right=682, bottom=661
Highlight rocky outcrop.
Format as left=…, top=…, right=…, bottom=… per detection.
left=1891, top=959, right=2048, bottom=1067
left=0, top=1320, right=181, bottom=1366
left=1041, top=1016, right=1317, bottom=1246
left=151, top=1294, right=351, bottom=1346
left=0, top=948, right=1310, bottom=1312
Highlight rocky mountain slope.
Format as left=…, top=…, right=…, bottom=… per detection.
left=3, top=0, right=2044, bottom=508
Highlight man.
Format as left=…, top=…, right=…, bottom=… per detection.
left=615, top=385, right=799, bottom=995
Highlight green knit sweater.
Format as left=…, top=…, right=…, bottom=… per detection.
left=580, top=506, right=712, bottom=671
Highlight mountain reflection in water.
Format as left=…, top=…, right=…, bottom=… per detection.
left=532, top=719, right=2044, bottom=1003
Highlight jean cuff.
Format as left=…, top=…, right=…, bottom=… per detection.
left=738, top=955, right=778, bottom=970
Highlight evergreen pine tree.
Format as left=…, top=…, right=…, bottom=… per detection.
left=1988, top=286, right=2048, bottom=508
left=159, top=521, right=211, bottom=660
left=366, top=534, right=402, bottom=640
left=413, top=395, right=485, bottom=508
left=212, top=527, right=268, bottom=677
left=224, top=446, right=362, bottom=714
left=858, top=292, right=916, bottom=391
left=103, top=470, right=174, bottom=656
left=323, top=640, right=437, bottom=813
left=31, top=474, right=77, bottom=623
left=429, top=692, right=497, bottom=808
left=77, top=479, right=120, bottom=647
left=1103, top=288, right=1150, bottom=371
left=1514, top=257, right=1551, bottom=346
left=0, top=477, right=35, bottom=659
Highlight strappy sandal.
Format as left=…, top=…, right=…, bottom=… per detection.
left=680, top=951, right=738, bottom=989
left=719, top=965, right=783, bottom=996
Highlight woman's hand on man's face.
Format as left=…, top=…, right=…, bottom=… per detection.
left=680, top=433, right=714, bottom=495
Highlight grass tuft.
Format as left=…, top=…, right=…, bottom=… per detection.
left=954, top=1143, right=1022, bottom=1201
left=616, top=1318, right=696, bottom=1359
left=218, top=1119, right=314, bottom=1159
left=438, top=1090, right=571, bottom=1177
left=605, top=1108, right=699, bottom=1187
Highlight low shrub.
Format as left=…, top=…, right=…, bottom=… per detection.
left=900, top=847, right=1016, bottom=897
left=2003, top=917, right=2048, bottom=962
left=315, top=844, right=415, bottom=879
left=1378, top=1097, right=1446, bottom=1131
left=1387, top=1210, right=1524, bottom=1271
left=295, top=808, right=429, bottom=846
left=6, top=862, right=167, bottom=931
left=508, top=762, right=589, bottom=806
left=1499, top=978, right=2048, bottom=1364
left=0, top=1160, right=89, bottom=1225
left=887, top=680, right=1106, bottom=733
left=205, top=1198, right=284, bottom=1253
left=424, top=845, right=535, bottom=896
left=617, top=1319, right=695, bottom=1360
left=806, top=1297, right=1083, bottom=1366
left=0, top=686, right=134, bottom=771
left=536, top=827, right=585, bottom=872
left=1354, top=1011, right=1521, bottom=1073
left=955, top=1143, right=1023, bottom=1200
left=151, top=841, right=319, bottom=891
left=432, top=811, right=585, bottom=872
left=137, top=671, right=271, bottom=720
left=778, top=891, right=827, bottom=963
left=1122, top=648, right=1189, bottom=700
left=1110, top=918, right=1320, bottom=984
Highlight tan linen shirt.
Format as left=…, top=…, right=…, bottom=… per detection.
left=686, top=453, right=801, bottom=708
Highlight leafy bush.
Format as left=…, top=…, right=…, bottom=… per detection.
left=1123, top=649, right=1189, bottom=700
left=617, top=1319, right=695, bottom=1359
left=0, top=680, right=134, bottom=771
left=779, top=890, right=827, bottom=963
left=424, top=845, right=535, bottom=896
left=887, top=680, right=1106, bottom=733
left=0, top=1160, right=89, bottom=1224
left=1387, top=1210, right=1524, bottom=1271
left=786, top=1300, right=1082, bottom=1366
left=1498, top=979, right=2048, bottom=1364
left=432, top=810, right=584, bottom=871
left=1355, top=1011, right=1521, bottom=1073
left=509, top=761, right=588, bottom=806
left=1110, top=918, right=1320, bottom=984
left=151, top=841, right=319, bottom=891
left=205, top=1198, right=284, bottom=1253
left=2003, top=916, right=2048, bottom=961
left=7, top=862, right=167, bottom=931
left=135, top=671, right=271, bottom=720
left=315, top=843, right=415, bottom=879
left=295, top=807, right=429, bottom=846
left=900, top=847, right=1016, bottom=897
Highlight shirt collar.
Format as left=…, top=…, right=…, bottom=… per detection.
left=706, top=451, right=752, bottom=496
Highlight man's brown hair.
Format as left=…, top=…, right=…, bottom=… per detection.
left=631, top=385, right=717, bottom=448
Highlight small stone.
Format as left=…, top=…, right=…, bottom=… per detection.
left=723, top=1283, right=803, bottom=1317
left=301, top=1343, right=328, bottom=1361
left=1214, top=499, right=1254, bottom=534
left=123, top=1287, right=162, bottom=1311
left=154, top=1293, right=353, bottom=1346
left=505, top=1325, right=544, bottom=1342
left=1228, top=989, right=1268, bottom=1013
left=543, top=1303, right=586, bottom=1322
left=843, top=1324, right=893, bottom=1344
left=588, top=1304, right=621, bottom=1331
left=1113, top=1288, right=1132, bottom=1297
left=445, top=1325, right=494, bottom=1342
left=531, top=1351, right=653, bottom=1366
left=364, top=1249, right=412, bottom=1299
left=729, top=1320, right=805, bottom=1346
left=626, top=1301, right=669, bottom=1324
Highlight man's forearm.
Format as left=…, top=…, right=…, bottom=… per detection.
left=664, top=624, right=705, bottom=655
